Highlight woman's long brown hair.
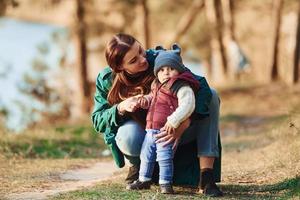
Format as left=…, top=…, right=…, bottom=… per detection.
left=105, top=33, right=155, bottom=105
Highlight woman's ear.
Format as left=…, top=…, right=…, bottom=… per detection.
left=171, top=43, right=181, bottom=55
left=115, top=65, right=123, bottom=73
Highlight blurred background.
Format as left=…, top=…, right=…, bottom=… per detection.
left=0, top=0, right=299, bottom=132
left=1, top=0, right=300, bottom=198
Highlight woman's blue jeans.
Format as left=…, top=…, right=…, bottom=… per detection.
left=115, top=89, right=220, bottom=166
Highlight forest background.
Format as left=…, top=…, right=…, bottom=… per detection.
left=0, top=0, right=299, bottom=199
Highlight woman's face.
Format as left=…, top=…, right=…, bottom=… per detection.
left=121, top=41, right=149, bottom=74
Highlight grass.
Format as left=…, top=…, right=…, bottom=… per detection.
left=52, top=177, right=300, bottom=200
left=1, top=83, right=300, bottom=199
left=49, top=83, right=300, bottom=199
left=0, top=157, right=99, bottom=195
left=52, top=182, right=205, bottom=200
left=0, top=122, right=109, bottom=196
left=223, top=177, right=300, bottom=199
left=0, top=123, right=106, bottom=159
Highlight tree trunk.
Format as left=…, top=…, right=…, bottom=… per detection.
left=228, top=0, right=236, bottom=40
left=0, top=0, right=18, bottom=16
left=222, top=0, right=235, bottom=40
left=270, top=0, right=284, bottom=81
left=214, top=0, right=228, bottom=74
left=140, top=0, right=150, bottom=49
left=222, top=0, right=241, bottom=80
left=0, top=1, right=7, bottom=15
left=74, top=0, right=90, bottom=115
left=168, top=0, right=204, bottom=46
left=293, top=1, right=300, bottom=84
left=205, top=0, right=228, bottom=83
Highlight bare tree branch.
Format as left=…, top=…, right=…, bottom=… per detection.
left=293, top=1, right=300, bottom=84
left=75, top=0, right=91, bottom=114
left=140, top=0, right=150, bottom=49
left=168, top=0, right=204, bottom=45
left=270, top=0, right=284, bottom=81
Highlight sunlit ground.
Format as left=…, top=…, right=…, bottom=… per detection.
left=1, top=83, right=299, bottom=199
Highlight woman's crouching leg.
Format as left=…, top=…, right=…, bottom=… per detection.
left=116, top=120, right=146, bottom=184
left=197, top=88, right=220, bottom=158
left=179, top=88, right=220, bottom=157
left=197, top=88, right=223, bottom=197
left=115, top=120, right=146, bottom=165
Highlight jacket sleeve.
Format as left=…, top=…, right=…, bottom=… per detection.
left=195, top=76, right=212, bottom=116
left=91, top=70, right=125, bottom=168
left=91, top=71, right=123, bottom=135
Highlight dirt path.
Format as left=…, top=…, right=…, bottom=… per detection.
left=5, top=161, right=120, bottom=200
left=3, top=85, right=299, bottom=199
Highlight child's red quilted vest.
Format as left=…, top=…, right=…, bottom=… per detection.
left=146, top=71, right=199, bottom=130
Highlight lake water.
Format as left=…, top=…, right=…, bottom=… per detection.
left=0, top=17, right=70, bottom=131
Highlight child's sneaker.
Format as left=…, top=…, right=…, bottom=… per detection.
left=160, top=183, right=174, bottom=194
left=126, top=180, right=151, bottom=190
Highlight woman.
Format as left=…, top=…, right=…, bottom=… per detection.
left=91, top=33, right=223, bottom=197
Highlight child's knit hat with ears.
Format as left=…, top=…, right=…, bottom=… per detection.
left=154, top=44, right=186, bottom=76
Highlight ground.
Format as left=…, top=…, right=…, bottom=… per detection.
left=1, top=83, right=300, bottom=200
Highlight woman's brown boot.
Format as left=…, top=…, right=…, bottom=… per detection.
left=199, top=168, right=223, bottom=197
left=125, top=165, right=139, bottom=184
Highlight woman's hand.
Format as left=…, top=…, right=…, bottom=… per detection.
left=118, top=94, right=142, bottom=114
left=156, top=118, right=191, bottom=150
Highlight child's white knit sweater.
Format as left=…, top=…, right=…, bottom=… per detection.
left=167, top=85, right=195, bottom=128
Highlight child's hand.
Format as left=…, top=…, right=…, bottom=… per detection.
left=162, top=122, right=176, bottom=135
left=118, top=94, right=142, bottom=113
left=138, top=96, right=150, bottom=109
left=156, top=119, right=190, bottom=150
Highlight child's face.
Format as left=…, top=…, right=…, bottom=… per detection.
left=157, top=66, right=179, bottom=83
